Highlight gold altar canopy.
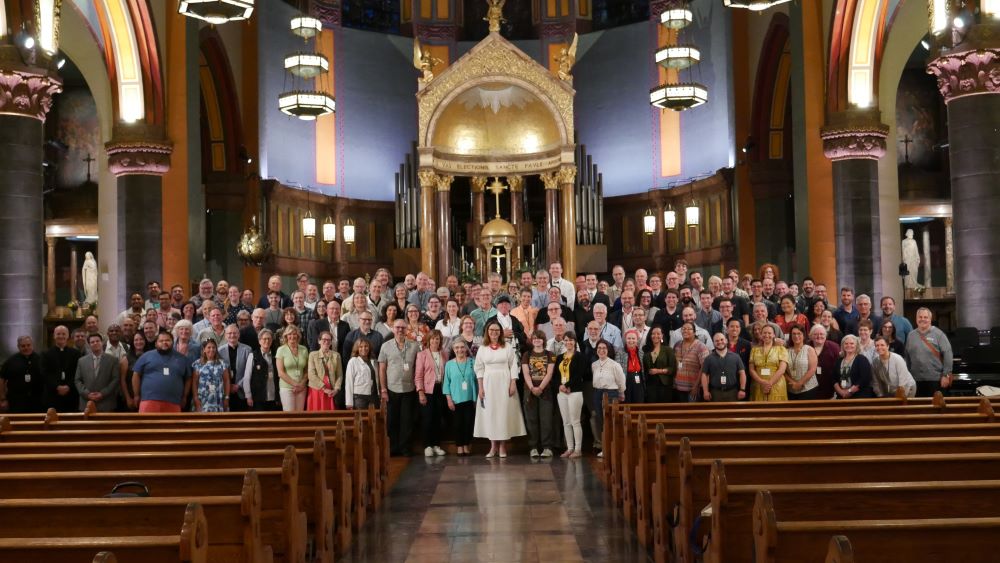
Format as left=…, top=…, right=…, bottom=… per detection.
left=414, top=28, right=579, bottom=281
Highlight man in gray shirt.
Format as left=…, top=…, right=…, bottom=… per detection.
left=701, top=333, right=747, bottom=402
left=378, top=320, right=419, bottom=456
left=905, top=307, right=953, bottom=397
left=695, top=291, right=722, bottom=333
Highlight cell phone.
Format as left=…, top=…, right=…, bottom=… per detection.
left=480, top=397, right=485, bottom=409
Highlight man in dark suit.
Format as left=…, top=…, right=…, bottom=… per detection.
left=240, top=308, right=266, bottom=350
left=222, top=325, right=253, bottom=411
left=308, top=300, right=351, bottom=357
left=74, top=334, right=120, bottom=412
left=42, top=325, right=82, bottom=412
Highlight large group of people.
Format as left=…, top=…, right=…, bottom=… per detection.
left=0, top=260, right=955, bottom=458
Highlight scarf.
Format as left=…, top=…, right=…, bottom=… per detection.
left=627, top=347, right=641, bottom=373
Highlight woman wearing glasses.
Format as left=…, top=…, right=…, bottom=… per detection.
left=473, top=320, right=526, bottom=458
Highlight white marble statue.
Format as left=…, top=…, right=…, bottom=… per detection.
left=82, top=251, right=98, bottom=305
left=901, top=229, right=922, bottom=290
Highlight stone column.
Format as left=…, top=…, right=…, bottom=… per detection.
left=69, top=246, right=79, bottom=306
left=540, top=171, right=561, bottom=267
left=927, top=28, right=1000, bottom=329
left=105, top=124, right=172, bottom=299
left=944, top=217, right=954, bottom=294
left=557, top=165, right=578, bottom=279
left=470, top=176, right=487, bottom=276
left=820, top=108, right=889, bottom=298
left=508, top=175, right=524, bottom=271
left=0, top=48, right=61, bottom=356
left=46, top=238, right=57, bottom=315
left=417, top=169, right=438, bottom=280
left=435, top=174, right=454, bottom=280
left=922, top=225, right=932, bottom=289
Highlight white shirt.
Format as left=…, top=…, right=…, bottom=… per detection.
left=669, top=325, right=711, bottom=348
left=552, top=278, right=576, bottom=309
left=591, top=358, right=625, bottom=393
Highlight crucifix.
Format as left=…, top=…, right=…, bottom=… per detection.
left=491, top=246, right=505, bottom=274
left=900, top=135, right=913, bottom=163
left=82, top=153, right=96, bottom=182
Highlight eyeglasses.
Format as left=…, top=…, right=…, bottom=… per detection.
left=360, top=317, right=373, bottom=322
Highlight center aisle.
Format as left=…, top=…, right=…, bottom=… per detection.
left=339, top=456, right=652, bottom=562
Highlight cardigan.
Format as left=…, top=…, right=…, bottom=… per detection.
left=414, top=347, right=451, bottom=394
left=554, top=352, right=588, bottom=393
left=642, top=346, right=678, bottom=388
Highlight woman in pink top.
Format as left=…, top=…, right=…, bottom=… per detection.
left=415, top=330, right=450, bottom=457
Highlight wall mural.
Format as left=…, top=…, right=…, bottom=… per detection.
left=895, top=68, right=945, bottom=172
left=52, top=88, right=101, bottom=189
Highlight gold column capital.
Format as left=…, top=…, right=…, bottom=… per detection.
left=417, top=168, right=438, bottom=189
left=507, top=175, right=524, bottom=192
left=556, top=165, right=577, bottom=185
left=435, top=174, right=454, bottom=192
left=540, top=171, right=560, bottom=190
left=470, top=176, right=487, bottom=193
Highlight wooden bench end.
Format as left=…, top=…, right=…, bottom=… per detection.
left=894, top=386, right=908, bottom=402
left=179, top=502, right=209, bottom=563
left=92, top=551, right=117, bottom=563
left=826, top=535, right=855, bottom=563
left=84, top=401, right=97, bottom=417
left=0, top=416, right=9, bottom=433
left=44, top=408, right=58, bottom=426
left=752, top=491, right=777, bottom=563
left=979, top=398, right=995, bottom=421
left=932, top=391, right=946, bottom=409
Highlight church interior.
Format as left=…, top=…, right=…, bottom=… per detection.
left=1, top=0, right=1000, bottom=561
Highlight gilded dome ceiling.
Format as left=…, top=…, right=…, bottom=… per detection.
left=430, top=82, right=563, bottom=158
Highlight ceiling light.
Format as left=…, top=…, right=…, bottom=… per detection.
left=663, top=206, right=677, bottom=230
left=178, top=0, right=254, bottom=24
left=643, top=208, right=656, bottom=235
left=291, top=16, right=323, bottom=39
left=723, top=0, right=792, bottom=11
left=655, top=45, right=701, bottom=70
left=660, top=7, right=693, bottom=30
left=284, top=52, right=329, bottom=78
left=279, top=91, right=336, bottom=120
left=322, top=216, right=336, bottom=243
left=650, top=83, right=708, bottom=111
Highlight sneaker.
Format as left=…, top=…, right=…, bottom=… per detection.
left=433, top=446, right=446, bottom=456
left=424, top=447, right=434, bottom=457
left=540, top=448, right=554, bottom=458
left=597, top=451, right=604, bottom=458
left=530, top=449, right=540, bottom=458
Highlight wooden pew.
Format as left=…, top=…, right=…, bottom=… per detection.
left=0, top=466, right=304, bottom=562
left=93, top=553, right=118, bottom=563
left=753, top=491, right=1000, bottom=563
left=0, top=469, right=272, bottom=563
left=635, top=424, right=1000, bottom=549
left=611, top=398, right=995, bottom=513
left=0, top=502, right=208, bottom=563
left=0, top=445, right=333, bottom=563
left=670, top=448, right=1000, bottom=563
left=708, top=465, right=1000, bottom=563
left=2, top=411, right=385, bottom=509
left=825, top=536, right=853, bottom=563
left=0, top=428, right=361, bottom=551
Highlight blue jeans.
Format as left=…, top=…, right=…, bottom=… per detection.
left=592, top=389, right=619, bottom=448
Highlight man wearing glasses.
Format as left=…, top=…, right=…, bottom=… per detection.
left=343, top=312, right=385, bottom=364
left=378, top=320, right=420, bottom=456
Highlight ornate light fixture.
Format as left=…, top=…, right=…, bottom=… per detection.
left=236, top=215, right=272, bottom=266
left=178, top=0, right=254, bottom=25
left=650, top=83, right=708, bottom=111
left=643, top=208, right=656, bottom=235
left=302, top=209, right=316, bottom=238
left=322, top=215, right=336, bottom=243
left=655, top=45, right=701, bottom=70
left=279, top=91, right=336, bottom=120
left=343, top=218, right=356, bottom=244
left=723, top=0, right=792, bottom=11
left=291, top=16, right=323, bottom=38
left=660, top=6, right=693, bottom=30
left=663, top=205, right=677, bottom=230
left=284, top=52, right=329, bottom=78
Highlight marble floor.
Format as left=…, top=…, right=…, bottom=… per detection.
left=339, top=455, right=652, bottom=563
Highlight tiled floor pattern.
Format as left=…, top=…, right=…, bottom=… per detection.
left=338, top=456, right=651, bottom=562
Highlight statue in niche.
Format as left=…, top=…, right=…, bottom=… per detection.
left=484, top=0, right=506, bottom=33
left=901, top=229, right=923, bottom=290
left=556, top=33, right=579, bottom=82
left=82, top=251, right=98, bottom=305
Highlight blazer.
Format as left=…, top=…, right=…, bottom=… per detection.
left=642, top=345, right=678, bottom=388
left=553, top=352, right=588, bottom=393
left=74, top=353, right=120, bottom=412
left=307, top=350, right=344, bottom=392
left=414, top=347, right=451, bottom=394
left=221, top=342, right=253, bottom=397
left=307, top=318, right=351, bottom=356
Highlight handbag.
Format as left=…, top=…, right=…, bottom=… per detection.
left=104, top=482, right=150, bottom=498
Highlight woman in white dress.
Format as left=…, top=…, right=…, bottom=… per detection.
left=473, top=320, right=526, bottom=458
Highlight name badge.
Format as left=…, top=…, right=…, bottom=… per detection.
left=461, top=381, right=468, bottom=391
left=403, top=363, right=410, bottom=371
left=841, top=379, right=850, bottom=389
left=720, top=375, right=727, bottom=386
left=163, top=367, right=170, bottom=376
left=634, top=375, right=641, bottom=384
left=816, top=367, right=822, bottom=375
left=60, top=371, right=66, bottom=381
left=24, top=373, right=31, bottom=383
left=678, top=361, right=683, bottom=370
left=761, top=368, right=772, bottom=377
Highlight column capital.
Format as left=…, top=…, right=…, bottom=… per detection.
left=417, top=168, right=438, bottom=189
left=105, top=123, right=173, bottom=177
left=540, top=171, right=560, bottom=190
left=927, top=26, right=1000, bottom=104
left=470, top=176, right=487, bottom=193
left=556, top=165, right=577, bottom=185
left=820, top=108, right=889, bottom=161
left=435, top=174, right=454, bottom=192
left=507, top=175, right=524, bottom=193
left=0, top=47, right=62, bottom=122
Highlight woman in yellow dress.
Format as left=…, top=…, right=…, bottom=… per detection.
left=749, top=324, right=789, bottom=401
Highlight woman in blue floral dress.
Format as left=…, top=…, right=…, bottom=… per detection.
left=192, top=339, right=231, bottom=412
